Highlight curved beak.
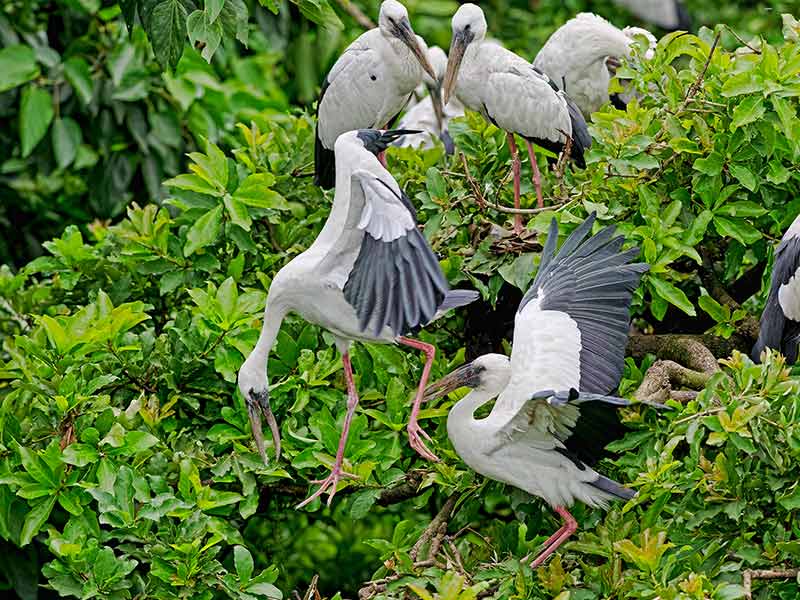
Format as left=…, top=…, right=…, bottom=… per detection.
left=443, top=29, right=471, bottom=106
left=247, top=389, right=282, bottom=464
left=394, top=18, right=436, bottom=80
left=426, top=81, right=447, bottom=138
left=423, top=362, right=480, bottom=403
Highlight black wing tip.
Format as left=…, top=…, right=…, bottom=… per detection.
left=609, top=93, right=628, bottom=111
left=591, top=474, right=636, bottom=501
left=314, top=126, right=336, bottom=189
left=566, top=97, right=591, bottom=169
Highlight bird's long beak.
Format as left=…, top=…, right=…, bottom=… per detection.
left=394, top=18, right=436, bottom=80
left=247, top=389, right=282, bottom=464
left=427, top=81, right=446, bottom=133
left=423, top=362, right=478, bottom=403
left=443, top=30, right=470, bottom=106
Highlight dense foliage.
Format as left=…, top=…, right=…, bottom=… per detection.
left=2, top=1, right=800, bottom=599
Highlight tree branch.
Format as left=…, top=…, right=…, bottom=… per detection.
left=743, top=568, right=799, bottom=599
left=700, top=251, right=761, bottom=342
left=333, top=0, right=375, bottom=29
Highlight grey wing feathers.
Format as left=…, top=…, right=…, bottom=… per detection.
left=752, top=236, right=800, bottom=362
left=519, top=213, right=649, bottom=395
left=566, top=95, right=591, bottom=168
left=343, top=180, right=450, bottom=337
left=437, top=289, right=480, bottom=313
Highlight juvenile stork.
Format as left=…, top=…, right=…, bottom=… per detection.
left=752, top=215, right=800, bottom=363
left=533, top=13, right=656, bottom=118
left=611, top=0, right=691, bottom=31
left=424, top=214, right=653, bottom=568
left=442, top=3, right=591, bottom=234
left=395, top=46, right=464, bottom=155
left=314, top=0, right=436, bottom=189
left=239, top=129, right=478, bottom=507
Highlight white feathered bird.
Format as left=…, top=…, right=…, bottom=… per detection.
left=395, top=46, right=465, bottom=154
left=424, top=214, right=654, bottom=568
left=533, top=13, right=656, bottom=118
left=442, top=4, right=591, bottom=234
left=239, top=129, right=478, bottom=507
left=314, top=0, right=437, bottom=188
left=612, top=0, right=691, bottom=31
left=752, top=214, right=800, bottom=363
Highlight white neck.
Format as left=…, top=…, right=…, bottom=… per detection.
left=446, top=389, right=496, bottom=451
left=240, top=300, right=287, bottom=394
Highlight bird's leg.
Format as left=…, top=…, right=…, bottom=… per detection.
left=295, top=352, right=359, bottom=509
left=506, top=132, right=523, bottom=235
left=525, top=140, right=544, bottom=209
left=398, top=336, right=440, bottom=462
left=529, top=506, right=578, bottom=569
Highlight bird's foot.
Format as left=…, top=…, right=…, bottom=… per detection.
left=408, top=420, right=439, bottom=462
left=295, top=466, right=358, bottom=509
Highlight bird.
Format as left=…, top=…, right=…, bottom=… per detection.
left=395, top=46, right=464, bottom=155
left=533, top=13, right=656, bottom=118
left=238, top=128, right=479, bottom=507
left=442, top=3, right=591, bottom=235
left=423, top=213, right=654, bottom=569
left=314, top=0, right=437, bottom=189
left=752, top=214, right=800, bottom=363
left=611, top=0, right=691, bottom=31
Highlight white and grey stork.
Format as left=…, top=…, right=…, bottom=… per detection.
left=752, top=215, right=800, bottom=363
left=611, top=0, right=691, bottom=31
left=395, top=46, right=464, bottom=155
left=423, top=213, right=653, bottom=568
left=314, top=0, right=437, bottom=189
left=239, top=129, right=478, bottom=507
left=533, top=13, right=656, bottom=118
left=442, top=4, right=592, bottom=235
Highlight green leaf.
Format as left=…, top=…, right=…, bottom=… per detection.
left=728, top=164, right=757, bottom=191
left=142, top=0, right=190, bottom=70
left=63, top=57, right=94, bottom=105
left=291, top=0, right=343, bottom=30
left=20, top=496, right=56, bottom=546
left=19, top=85, right=54, bottom=157
left=234, top=545, right=254, bottom=584
left=650, top=278, right=695, bottom=316
left=247, top=582, right=283, bottom=599
left=123, top=431, right=160, bottom=453
left=184, top=205, right=223, bottom=256
left=224, top=193, right=252, bottom=231
left=730, top=96, right=765, bottom=130
left=233, top=174, right=290, bottom=210
left=721, top=74, right=762, bottom=97
left=0, top=45, right=40, bottom=92
left=206, top=0, right=225, bottom=22
left=693, top=152, right=725, bottom=176
left=713, top=216, right=761, bottom=245
left=164, top=173, right=223, bottom=196
left=715, top=200, right=766, bottom=218
left=698, top=294, right=727, bottom=322
left=62, top=443, right=99, bottom=467
left=51, top=118, right=82, bottom=169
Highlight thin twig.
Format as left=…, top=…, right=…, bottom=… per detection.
left=410, top=493, right=460, bottom=561
left=482, top=200, right=566, bottom=215
left=683, top=31, right=721, bottom=104
left=333, top=0, right=375, bottom=29
left=725, top=25, right=761, bottom=54
left=743, top=568, right=799, bottom=599
left=460, top=152, right=487, bottom=209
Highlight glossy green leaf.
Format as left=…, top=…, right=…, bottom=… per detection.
left=19, top=85, right=54, bottom=157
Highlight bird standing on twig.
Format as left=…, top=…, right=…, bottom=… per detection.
left=424, top=213, right=658, bottom=568
left=315, top=0, right=437, bottom=188
left=239, top=129, right=478, bottom=508
left=442, top=4, right=591, bottom=234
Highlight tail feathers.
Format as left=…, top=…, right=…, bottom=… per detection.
left=437, top=289, right=480, bottom=312
left=314, top=125, right=335, bottom=189
left=566, top=96, right=591, bottom=169
left=591, top=474, right=636, bottom=501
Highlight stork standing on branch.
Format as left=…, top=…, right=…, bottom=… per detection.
left=314, top=0, right=438, bottom=188
left=533, top=13, right=656, bottom=118
left=424, top=214, right=656, bottom=568
left=442, top=3, right=591, bottom=234
left=752, top=214, right=800, bottom=363
left=239, top=129, right=478, bottom=507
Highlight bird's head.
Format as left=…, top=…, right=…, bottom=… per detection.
left=338, top=129, right=422, bottom=157
left=423, top=353, right=511, bottom=403
left=622, top=26, right=657, bottom=60
left=443, top=3, right=487, bottom=105
left=378, top=0, right=436, bottom=80
left=237, top=361, right=281, bottom=465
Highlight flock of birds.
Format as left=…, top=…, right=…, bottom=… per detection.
left=235, top=0, right=800, bottom=569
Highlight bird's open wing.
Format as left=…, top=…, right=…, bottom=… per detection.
left=343, top=169, right=449, bottom=337
left=490, top=213, right=647, bottom=439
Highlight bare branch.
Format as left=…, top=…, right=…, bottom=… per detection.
left=743, top=568, right=799, bottom=599
left=333, top=0, right=375, bottom=29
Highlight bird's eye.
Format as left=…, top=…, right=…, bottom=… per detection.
left=465, top=23, right=471, bottom=30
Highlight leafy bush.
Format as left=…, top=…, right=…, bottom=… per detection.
left=2, top=2, right=800, bottom=600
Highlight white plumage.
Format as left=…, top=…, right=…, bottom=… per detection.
left=612, top=0, right=691, bottom=31
left=239, top=129, right=478, bottom=507
left=533, top=13, right=656, bottom=117
left=424, top=214, right=651, bottom=568
left=314, top=0, right=436, bottom=188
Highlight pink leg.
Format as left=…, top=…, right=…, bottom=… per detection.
left=529, top=506, right=578, bottom=569
left=378, top=150, right=387, bottom=167
left=525, top=140, right=544, bottom=209
left=506, top=133, right=523, bottom=235
left=296, top=352, right=359, bottom=509
left=398, top=336, right=439, bottom=462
